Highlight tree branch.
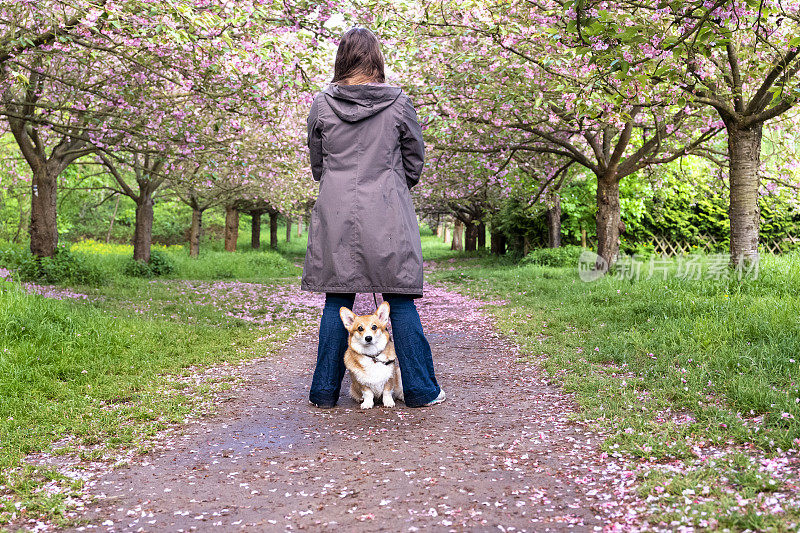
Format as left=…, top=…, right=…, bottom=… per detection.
left=98, top=153, right=139, bottom=202
left=745, top=47, right=800, bottom=115
left=726, top=41, right=744, bottom=113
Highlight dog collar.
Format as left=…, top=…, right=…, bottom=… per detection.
left=364, top=353, right=395, bottom=366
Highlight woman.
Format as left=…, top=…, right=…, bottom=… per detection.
left=301, top=27, right=445, bottom=408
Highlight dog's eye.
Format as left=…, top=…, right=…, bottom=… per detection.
left=371, top=325, right=377, bottom=331
left=357, top=326, right=363, bottom=332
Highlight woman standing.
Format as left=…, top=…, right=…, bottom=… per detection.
left=301, top=27, right=444, bottom=408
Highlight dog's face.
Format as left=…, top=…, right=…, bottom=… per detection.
left=340, top=301, right=390, bottom=353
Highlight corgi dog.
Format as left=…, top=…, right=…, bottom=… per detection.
left=339, top=301, right=403, bottom=409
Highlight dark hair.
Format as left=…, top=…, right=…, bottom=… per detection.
left=332, top=27, right=385, bottom=84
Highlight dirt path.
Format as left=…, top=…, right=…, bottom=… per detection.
left=69, top=285, right=637, bottom=532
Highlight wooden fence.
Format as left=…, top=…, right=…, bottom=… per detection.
left=761, top=235, right=800, bottom=254
left=646, top=234, right=800, bottom=257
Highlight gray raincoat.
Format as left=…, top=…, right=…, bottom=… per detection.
left=300, top=83, right=425, bottom=297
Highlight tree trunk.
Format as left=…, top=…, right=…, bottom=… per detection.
left=297, top=215, right=303, bottom=237
left=285, top=216, right=292, bottom=242
left=189, top=208, right=202, bottom=257
left=546, top=194, right=562, bottom=248
left=477, top=222, right=486, bottom=249
left=132, top=191, right=154, bottom=262
left=464, top=220, right=478, bottom=251
left=251, top=211, right=261, bottom=249
left=30, top=165, right=59, bottom=257
left=443, top=224, right=449, bottom=243
left=224, top=204, right=239, bottom=252
left=490, top=230, right=506, bottom=255
left=106, top=194, right=121, bottom=244
left=595, top=173, right=621, bottom=271
left=728, top=123, right=762, bottom=266
left=451, top=219, right=464, bottom=251
left=581, top=227, right=587, bottom=248
left=269, top=211, right=278, bottom=249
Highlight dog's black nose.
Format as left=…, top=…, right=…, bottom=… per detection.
left=364, top=335, right=372, bottom=343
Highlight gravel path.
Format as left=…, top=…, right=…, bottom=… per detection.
left=69, top=285, right=634, bottom=532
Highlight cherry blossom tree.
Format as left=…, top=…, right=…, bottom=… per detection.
left=99, top=151, right=166, bottom=261
left=168, top=159, right=239, bottom=258
left=568, top=0, right=800, bottom=264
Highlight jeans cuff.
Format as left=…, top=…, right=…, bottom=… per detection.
left=403, top=387, right=441, bottom=408
left=309, top=392, right=338, bottom=408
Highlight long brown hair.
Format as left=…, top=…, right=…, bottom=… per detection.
left=331, top=27, right=386, bottom=85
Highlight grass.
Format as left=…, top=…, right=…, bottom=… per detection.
left=0, top=236, right=310, bottom=527
left=0, top=233, right=301, bottom=288
left=69, top=238, right=300, bottom=283
left=0, top=281, right=298, bottom=526
left=427, top=250, right=800, bottom=448
left=421, top=237, right=800, bottom=529
left=0, top=285, right=264, bottom=458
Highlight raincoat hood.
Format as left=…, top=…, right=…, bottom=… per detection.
left=323, top=83, right=403, bottom=122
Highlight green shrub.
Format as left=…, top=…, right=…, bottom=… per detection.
left=148, top=250, right=175, bottom=276
left=0, top=243, right=25, bottom=269
left=123, top=250, right=175, bottom=278
left=1, top=244, right=107, bottom=285
left=419, top=223, right=435, bottom=236
left=521, top=245, right=585, bottom=267
left=619, top=238, right=657, bottom=258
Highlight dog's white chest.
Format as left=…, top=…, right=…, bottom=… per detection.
left=355, top=359, right=395, bottom=393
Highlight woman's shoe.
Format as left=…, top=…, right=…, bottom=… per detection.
left=423, top=389, right=446, bottom=406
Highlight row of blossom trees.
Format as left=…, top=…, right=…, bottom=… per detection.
left=374, top=0, right=799, bottom=269
left=1, top=0, right=332, bottom=260
left=2, top=1, right=798, bottom=272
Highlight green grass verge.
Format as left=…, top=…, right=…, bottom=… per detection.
left=0, top=279, right=299, bottom=527
left=423, top=239, right=800, bottom=529
left=0, top=238, right=301, bottom=287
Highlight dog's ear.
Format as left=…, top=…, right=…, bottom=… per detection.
left=376, top=301, right=390, bottom=327
left=339, top=307, right=356, bottom=329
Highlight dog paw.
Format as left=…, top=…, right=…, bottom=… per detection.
left=360, top=401, right=374, bottom=409
left=383, top=397, right=395, bottom=408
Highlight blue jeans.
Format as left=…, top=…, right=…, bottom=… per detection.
left=309, top=293, right=441, bottom=408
